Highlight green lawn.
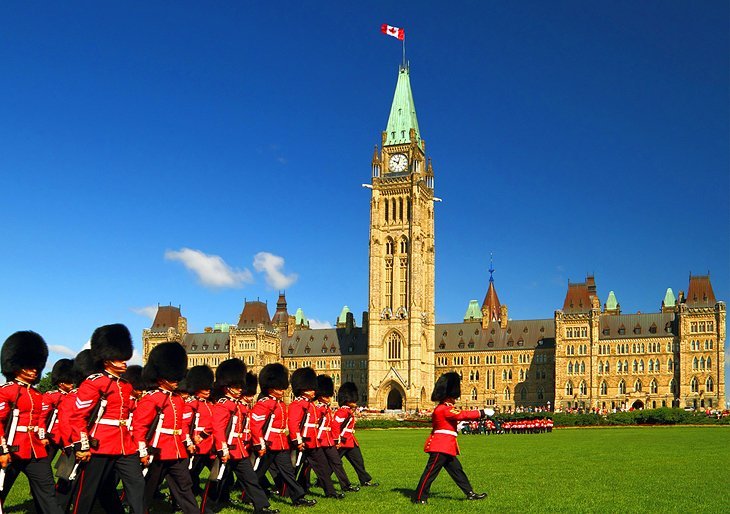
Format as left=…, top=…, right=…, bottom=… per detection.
left=4, top=427, right=728, bottom=513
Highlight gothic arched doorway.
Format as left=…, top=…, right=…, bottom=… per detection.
left=631, top=400, right=644, bottom=410
left=387, top=389, right=403, bottom=410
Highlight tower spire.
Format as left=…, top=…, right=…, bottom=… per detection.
left=489, top=253, right=495, bottom=283
left=384, top=65, right=421, bottom=147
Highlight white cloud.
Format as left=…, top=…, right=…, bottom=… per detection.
left=165, top=248, right=254, bottom=288
left=253, top=252, right=298, bottom=289
left=309, top=319, right=333, bottom=329
left=131, top=306, right=158, bottom=320
left=49, top=345, right=76, bottom=357
left=81, top=340, right=91, bottom=350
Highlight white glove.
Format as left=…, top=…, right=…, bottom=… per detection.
left=481, top=408, right=495, bottom=418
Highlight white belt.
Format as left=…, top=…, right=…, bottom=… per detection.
left=320, top=427, right=331, bottom=432
left=15, top=426, right=38, bottom=433
left=433, top=429, right=458, bottom=437
left=98, top=418, right=128, bottom=427
left=304, top=423, right=317, bottom=428
left=158, top=428, right=182, bottom=435
left=342, top=428, right=354, bottom=434
left=269, top=428, right=284, bottom=433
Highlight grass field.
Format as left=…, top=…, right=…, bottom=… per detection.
left=4, top=426, right=729, bottom=513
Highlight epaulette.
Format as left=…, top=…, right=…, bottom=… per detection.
left=185, top=396, right=195, bottom=404
left=217, top=397, right=229, bottom=404
left=0, top=382, right=15, bottom=389
left=87, top=373, right=104, bottom=381
left=140, top=390, right=156, bottom=398
left=257, top=396, right=271, bottom=403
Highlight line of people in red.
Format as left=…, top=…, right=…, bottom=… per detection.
left=0, top=325, right=378, bottom=514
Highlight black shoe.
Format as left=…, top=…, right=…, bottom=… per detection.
left=361, top=481, right=379, bottom=487
left=467, top=491, right=488, bottom=500
left=255, top=508, right=280, bottom=514
left=412, top=498, right=428, bottom=504
left=326, top=493, right=346, bottom=499
left=344, top=485, right=360, bottom=492
left=293, top=498, right=317, bottom=507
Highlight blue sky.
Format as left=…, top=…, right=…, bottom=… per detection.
left=1, top=2, right=728, bottom=396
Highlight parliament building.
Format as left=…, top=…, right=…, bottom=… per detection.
left=143, top=66, right=726, bottom=412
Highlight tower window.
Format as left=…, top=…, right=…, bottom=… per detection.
left=386, top=332, right=403, bottom=361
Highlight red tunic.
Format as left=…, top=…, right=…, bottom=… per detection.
left=42, top=389, right=65, bottom=446
left=314, top=402, right=336, bottom=448
left=184, top=396, right=214, bottom=456
left=423, top=402, right=480, bottom=456
left=0, top=381, right=48, bottom=459
left=132, top=389, right=190, bottom=461
left=56, top=389, right=78, bottom=448
left=212, top=397, right=249, bottom=459
left=288, top=397, right=319, bottom=449
left=333, top=406, right=359, bottom=449
left=69, top=372, right=137, bottom=456
left=250, top=396, right=289, bottom=451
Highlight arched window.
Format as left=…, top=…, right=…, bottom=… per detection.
left=475, top=370, right=479, bottom=381
left=579, top=381, right=587, bottom=395
left=519, top=369, right=525, bottom=381
left=624, top=360, right=628, bottom=372
left=692, top=357, right=698, bottom=370
left=690, top=377, right=698, bottom=393
left=399, top=236, right=408, bottom=254
left=617, top=360, right=623, bottom=373
left=508, top=370, right=512, bottom=380
left=649, top=360, right=654, bottom=372
left=568, top=362, right=573, bottom=374
left=669, top=378, right=677, bottom=395
left=598, top=361, right=604, bottom=374
left=632, top=360, right=638, bottom=373
left=600, top=381, right=608, bottom=395
left=655, top=359, right=660, bottom=372
left=634, top=380, right=642, bottom=393
left=605, top=361, right=610, bottom=373
left=668, top=358, right=673, bottom=371
left=706, top=377, right=714, bottom=392
left=471, top=388, right=478, bottom=401
left=386, top=332, right=402, bottom=361
left=618, top=380, right=626, bottom=395
left=699, top=357, right=706, bottom=370
left=650, top=379, right=657, bottom=394
left=565, top=381, right=574, bottom=396
left=639, top=360, right=644, bottom=373
left=707, top=356, right=712, bottom=370
left=504, top=388, right=511, bottom=400
left=502, top=370, right=507, bottom=380
left=537, top=387, right=544, bottom=400
left=520, top=387, right=527, bottom=401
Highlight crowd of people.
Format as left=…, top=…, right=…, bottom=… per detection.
left=459, top=418, right=554, bottom=435
left=0, top=326, right=378, bottom=514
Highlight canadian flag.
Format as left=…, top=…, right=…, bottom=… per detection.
left=381, top=24, right=405, bottom=41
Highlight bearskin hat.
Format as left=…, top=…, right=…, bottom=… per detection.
left=316, top=375, right=334, bottom=398
left=337, top=382, right=359, bottom=406
left=258, top=363, right=289, bottom=391
left=1, top=331, right=49, bottom=381
left=73, top=349, right=100, bottom=385
left=122, top=365, right=146, bottom=391
left=215, top=358, right=247, bottom=389
left=431, top=372, right=461, bottom=402
left=90, top=324, right=133, bottom=364
left=142, top=342, right=188, bottom=383
left=291, top=367, right=317, bottom=396
left=51, top=358, right=76, bottom=387
left=243, top=372, right=258, bottom=397
left=181, top=365, right=214, bottom=394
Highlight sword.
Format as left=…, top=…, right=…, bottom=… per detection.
left=295, top=410, right=311, bottom=468
left=0, top=408, right=21, bottom=492
left=188, top=412, right=200, bottom=470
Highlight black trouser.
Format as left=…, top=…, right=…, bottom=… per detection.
left=296, top=447, right=336, bottom=496
left=143, top=458, right=200, bottom=514
left=0, top=456, right=63, bottom=514
left=188, top=454, right=212, bottom=494
left=201, top=457, right=269, bottom=513
left=255, top=450, right=305, bottom=502
left=414, top=452, right=473, bottom=502
left=321, top=446, right=351, bottom=489
left=338, top=445, right=372, bottom=484
left=73, top=453, right=145, bottom=514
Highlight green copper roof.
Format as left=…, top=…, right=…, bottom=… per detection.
left=464, top=300, right=483, bottom=321
left=384, top=66, right=421, bottom=146
left=295, top=307, right=309, bottom=327
left=337, top=305, right=351, bottom=325
left=605, top=291, right=619, bottom=311
left=663, top=288, right=676, bottom=307
left=214, top=323, right=230, bottom=333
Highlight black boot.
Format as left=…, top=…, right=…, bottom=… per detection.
left=466, top=491, right=488, bottom=500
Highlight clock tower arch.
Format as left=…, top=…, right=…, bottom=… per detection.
left=367, top=64, right=435, bottom=410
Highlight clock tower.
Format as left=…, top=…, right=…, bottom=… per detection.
left=367, top=65, right=435, bottom=410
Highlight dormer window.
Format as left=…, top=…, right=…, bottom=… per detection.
left=618, top=325, right=626, bottom=335
left=649, top=323, right=657, bottom=334
left=438, top=341, right=446, bottom=350
left=487, top=341, right=494, bottom=348
left=633, top=324, right=641, bottom=335
left=602, top=328, right=610, bottom=336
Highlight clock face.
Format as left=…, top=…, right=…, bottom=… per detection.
left=388, top=153, right=408, bottom=172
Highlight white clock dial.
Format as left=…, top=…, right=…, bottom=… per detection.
left=388, top=153, right=408, bottom=172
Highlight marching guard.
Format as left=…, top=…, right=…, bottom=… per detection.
left=250, top=363, right=315, bottom=508
left=200, top=358, right=276, bottom=514
left=42, top=358, right=76, bottom=462
left=68, top=324, right=146, bottom=514
left=288, top=368, right=341, bottom=499
left=333, top=382, right=378, bottom=487
left=314, top=375, right=358, bottom=494
left=182, top=365, right=215, bottom=496
left=412, top=372, right=492, bottom=504
left=0, top=331, right=63, bottom=514
left=134, top=342, right=200, bottom=514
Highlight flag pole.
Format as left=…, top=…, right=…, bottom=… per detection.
left=402, top=34, right=406, bottom=67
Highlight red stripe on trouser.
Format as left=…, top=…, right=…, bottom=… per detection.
left=73, top=468, right=87, bottom=514
left=416, top=453, right=440, bottom=500
left=200, top=480, right=212, bottom=512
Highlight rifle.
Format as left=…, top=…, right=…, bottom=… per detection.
left=295, top=410, right=311, bottom=468
left=142, top=412, right=165, bottom=478
left=216, top=414, right=237, bottom=480
left=316, top=409, right=328, bottom=441
left=338, top=411, right=354, bottom=445
left=0, top=408, right=21, bottom=492
left=67, top=395, right=107, bottom=482
left=45, top=405, right=59, bottom=441
left=252, top=411, right=274, bottom=472
left=187, top=412, right=200, bottom=470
